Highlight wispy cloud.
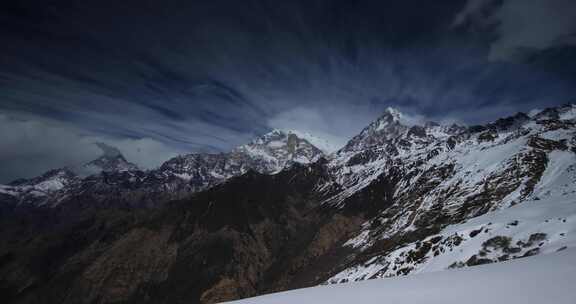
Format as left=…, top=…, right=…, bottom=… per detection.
left=0, top=112, right=184, bottom=182
left=0, top=0, right=574, bottom=181
left=455, top=0, right=576, bottom=60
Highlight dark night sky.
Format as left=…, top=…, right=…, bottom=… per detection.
left=1, top=0, right=576, bottom=182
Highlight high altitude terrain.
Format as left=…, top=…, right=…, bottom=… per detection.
left=1, top=104, right=575, bottom=303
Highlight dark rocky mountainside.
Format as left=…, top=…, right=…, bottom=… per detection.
left=1, top=104, right=576, bottom=303
left=0, top=162, right=361, bottom=303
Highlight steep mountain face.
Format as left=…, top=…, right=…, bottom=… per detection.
left=341, top=107, right=408, bottom=152
left=158, top=129, right=325, bottom=193
left=0, top=104, right=575, bottom=304
left=321, top=104, right=576, bottom=282
left=232, top=129, right=324, bottom=172
left=321, top=107, right=466, bottom=208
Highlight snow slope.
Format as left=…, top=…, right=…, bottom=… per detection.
left=328, top=193, right=576, bottom=282
left=225, top=248, right=576, bottom=304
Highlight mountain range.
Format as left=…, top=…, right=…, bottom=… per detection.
left=1, top=104, right=575, bottom=303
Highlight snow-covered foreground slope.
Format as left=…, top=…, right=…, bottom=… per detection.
left=226, top=248, right=576, bottom=304
left=328, top=193, right=576, bottom=282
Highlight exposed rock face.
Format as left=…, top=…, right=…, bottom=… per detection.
left=342, top=107, right=408, bottom=152
left=78, top=227, right=178, bottom=303
left=0, top=163, right=350, bottom=304
left=1, top=104, right=576, bottom=304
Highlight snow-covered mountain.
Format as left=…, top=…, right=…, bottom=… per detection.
left=0, top=142, right=140, bottom=207
left=233, top=129, right=324, bottom=171
left=340, top=106, right=409, bottom=152
left=0, top=129, right=326, bottom=207
left=320, top=107, right=466, bottom=207
left=155, top=129, right=325, bottom=193
left=0, top=168, right=79, bottom=207
left=82, top=142, right=139, bottom=173
left=281, top=129, right=342, bottom=154
left=4, top=142, right=139, bottom=193
left=8, top=168, right=77, bottom=192
left=318, top=103, right=576, bottom=283
left=1, top=104, right=575, bottom=304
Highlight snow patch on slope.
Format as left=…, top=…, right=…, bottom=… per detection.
left=328, top=191, right=576, bottom=283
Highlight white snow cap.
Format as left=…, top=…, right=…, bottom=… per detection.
left=259, top=129, right=342, bottom=154
left=374, top=107, right=403, bottom=131
left=284, top=129, right=341, bottom=154
left=384, top=106, right=402, bottom=122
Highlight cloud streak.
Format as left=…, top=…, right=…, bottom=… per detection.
left=0, top=0, right=575, bottom=181
left=455, top=0, right=576, bottom=60
left=0, top=113, right=184, bottom=183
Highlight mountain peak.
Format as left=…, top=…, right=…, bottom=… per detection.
left=490, top=112, right=531, bottom=130
left=239, top=129, right=323, bottom=156
left=95, top=142, right=123, bottom=158
left=384, top=107, right=402, bottom=121
left=8, top=167, right=78, bottom=190
left=263, top=129, right=341, bottom=154
left=341, top=107, right=408, bottom=152
left=83, top=143, right=139, bottom=173
left=232, top=129, right=324, bottom=172
left=371, top=107, right=403, bottom=131
left=533, top=103, right=576, bottom=121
